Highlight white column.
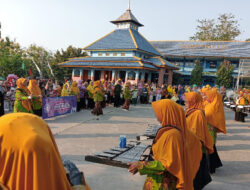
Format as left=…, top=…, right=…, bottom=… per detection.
left=117, top=71, right=120, bottom=79
left=91, top=69, right=94, bottom=81
left=112, top=70, right=115, bottom=81
left=80, top=69, right=83, bottom=79
left=125, top=70, right=129, bottom=82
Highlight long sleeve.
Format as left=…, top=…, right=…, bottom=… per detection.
left=138, top=160, right=165, bottom=175
left=15, top=90, right=28, bottom=101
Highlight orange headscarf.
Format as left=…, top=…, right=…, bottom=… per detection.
left=70, top=81, right=80, bottom=100
left=0, top=113, right=72, bottom=190
left=16, top=78, right=30, bottom=95
left=93, top=81, right=102, bottom=94
left=185, top=92, right=204, bottom=112
left=205, top=89, right=226, bottom=134
left=70, top=81, right=80, bottom=94
left=200, top=87, right=210, bottom=107
left=152, top=100, right=202, bottom=190
left=16, top=78, right=32, bottom=111
left=28, top=79, right=41, bottom=96
left=185, top=92, right=214, bottom=153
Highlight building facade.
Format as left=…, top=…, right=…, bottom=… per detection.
left=60, top=9, right=178, bottom=86
left=151, top=41, right=250, bottom=85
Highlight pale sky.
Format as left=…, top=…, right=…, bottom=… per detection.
left=0, top=0, right=249, bottom=52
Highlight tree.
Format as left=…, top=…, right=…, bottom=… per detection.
left=190, top=60, right=203, bottom=86
left=191, top=13, right=241, bottom=41
left=190, top=19, right=217, bottom=41
left=246, top=38, right=250, bottom=41
left=216, top=60, right=235, bottom=88
left=25, top=44, right=53, bottom=79
left=0, top=37, right=27, bottom=78
left=50, top=46, right=87, bottom=82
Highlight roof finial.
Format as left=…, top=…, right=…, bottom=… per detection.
left=128, top=0, right=131, bottom=10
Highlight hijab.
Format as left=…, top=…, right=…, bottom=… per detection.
left=16, top=78, right=32, bottom=111
left=205, top=89, right=226, bottom=134
left=61, top=83, right=69, bottom=97
left=0, top=113, right=72, bottom=190
left=28, top=79, right=41, bottom=96
left=185, top=92, right=214, bottom=153
left=152, top=100, right=202, bottom=190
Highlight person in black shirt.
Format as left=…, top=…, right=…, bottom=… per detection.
left=114, top=80, right=122, bottom=108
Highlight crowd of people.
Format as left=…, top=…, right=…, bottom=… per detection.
left=3, top=77, right=249, bottom=118
left=0, top=76, right=249, bottom=189
left=128, top=86, right=227, bottom=190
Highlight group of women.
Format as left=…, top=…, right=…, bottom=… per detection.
left=14, top=78, right=42, bottom=115
left=1, top=76, right=227, bottom=190
left=129, top=87, right=226, bottom=190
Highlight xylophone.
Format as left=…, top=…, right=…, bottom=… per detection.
left=224, top=101, right=250, bottom=114
left=136, top=124, right=161, bottom=140
left=85, top=142, right=150, bottom=168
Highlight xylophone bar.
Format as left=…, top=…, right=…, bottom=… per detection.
left=137, top=124, right=161, bottom=140
left=85, top=143, right=150, bottom=168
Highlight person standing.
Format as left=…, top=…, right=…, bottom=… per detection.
left=92, top=81, right=104, bottom=116
left=28, top=79, right=42, bottom=116
left=122, top=82, right=131, bottom=110
left=61, top=83, right=70, bottom=97
left=14, top=78, right=33, bottom=113
left=114, top=80, right=122, bottom=108
left=70, top=81, right=80, bottom=112
left=129, top=100, right=202, bottom=190
left=87, top=81, right=95, bottom=109
left=204, top=88, right=225, bottom=174
left=0, top=113, right=91, bottom=190
left=185, top=92, right=214, bottom=190
left=131, top=85, right=138, bottom=106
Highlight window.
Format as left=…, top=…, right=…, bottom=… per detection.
left=185, top=62, right=194, bottom=67
left=175, top=62, right=184, bottom=67
left=98, top=53, right=103, bottom=56
left=106, top=53, right=110, bottom=56
left=113, top=53, right=117, bottom=56
left=209, top=62, right=217, bottom=68
left=74, top=69, right=80, bottom=77
left=128, top=71, right=136, bottom=80
left=121, top=53, right=126, bottom=56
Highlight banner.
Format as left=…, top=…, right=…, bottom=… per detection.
left=42, top=96, right=77, bottom=119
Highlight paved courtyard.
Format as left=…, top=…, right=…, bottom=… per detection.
left=46, top=104, right=250, bottom=190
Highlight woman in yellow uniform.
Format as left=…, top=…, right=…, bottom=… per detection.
left=129, top=100, right=202, bottom=190
left=0, top=113, right=90, bottom=190
left=204, top=88, right=226, bottom=173
left=14, top=78, right=33, bottom=113
left=92, top=81, right=104, bottom=116
left=28, top=79, right=42, bottom=116
left=185, top=92, right=214, bottom=190
left=70, top=81, right=80, bottom=112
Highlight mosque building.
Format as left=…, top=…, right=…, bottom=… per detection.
left=60, top=8, right=178, bottom=86
left=60, top=6, right=250, bottom=86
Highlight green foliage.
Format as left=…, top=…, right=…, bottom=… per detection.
left=216, top=61, right=235, bottom=88
left=190, top=60, right=203, bottom=86
left=246, top=38, right=250, bottom=41
left=50, top=46, right=87, bottom=82
left=0, top=32, right=86, bottom=81
left=25, top=44, right=54, bottom=79
left=191, top=13, right=241, bottom=41
left=0, top=37, right=27, bottom=78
